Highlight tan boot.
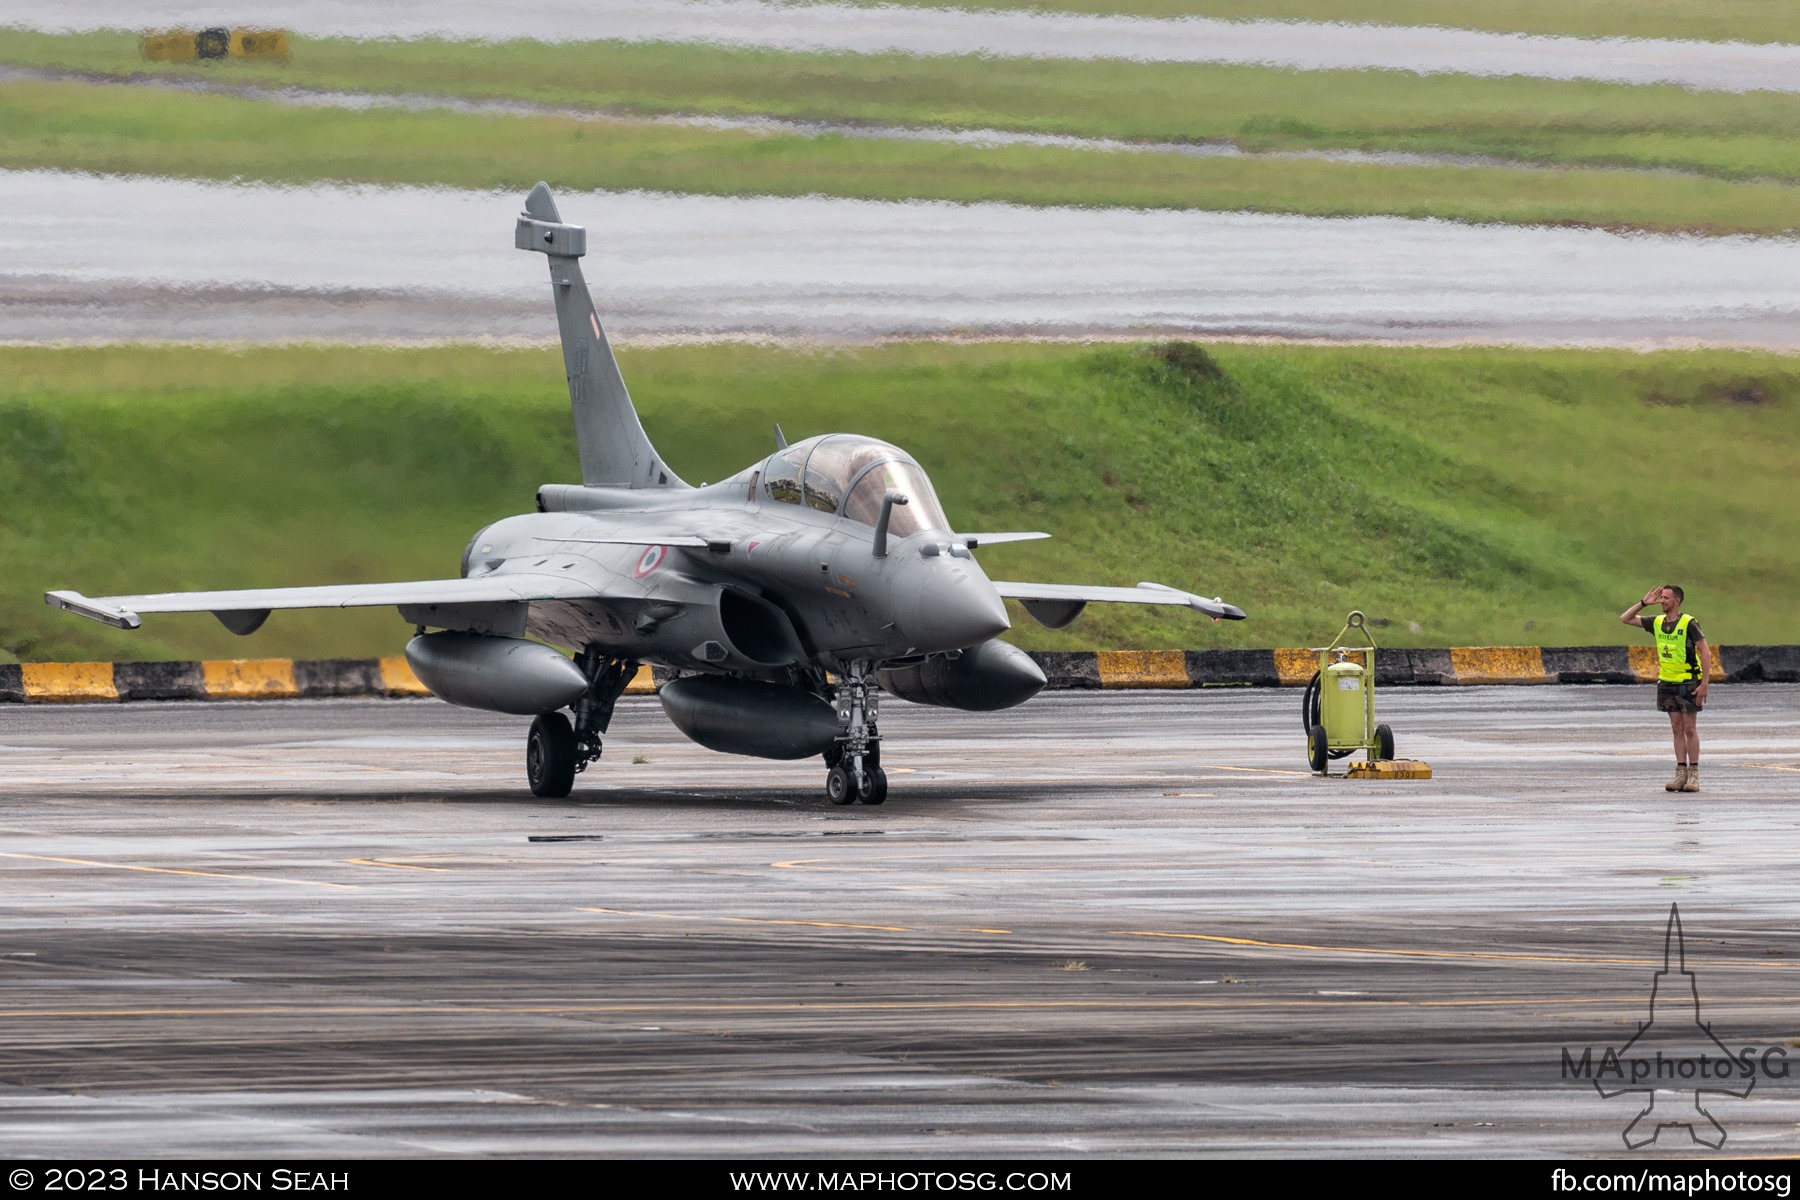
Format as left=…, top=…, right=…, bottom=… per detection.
left=1681, top=765, right=1700, bottom=793
left=1666, top=764, right=1688, bottom=792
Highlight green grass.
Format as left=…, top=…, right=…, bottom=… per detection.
left=861, top=0, right=1800, bottom=44
left=8, top=28, right=1800, bottom=186
left=4, top=342, right=1796, bottom=665
left=5, top=78, right=1799, bottom=236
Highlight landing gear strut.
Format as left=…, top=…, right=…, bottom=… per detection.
left=525, top=650, right=638, bottom=798
left=825, top=661, right=888, bottom=805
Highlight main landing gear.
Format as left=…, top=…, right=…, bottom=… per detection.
left=824, top=660, right=887, bottom=806
left=527, top=651, right=638, bottom=798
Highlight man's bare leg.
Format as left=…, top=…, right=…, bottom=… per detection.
left=1679, top=711, right=1700, bottom=791
left=1667, top=713, right=1688, bottom=791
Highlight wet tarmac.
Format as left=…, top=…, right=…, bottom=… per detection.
left=7, top=0, right=1800, bottom=93
left=3, top=686, right=1799, bottom=1157
left=7, top=170, right=1800, bottom=346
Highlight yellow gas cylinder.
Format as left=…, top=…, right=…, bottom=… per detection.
left=1320, top=656, right=1367, bottom=748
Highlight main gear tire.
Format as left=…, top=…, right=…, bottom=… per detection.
left=527, top=712, right=578, bottom=798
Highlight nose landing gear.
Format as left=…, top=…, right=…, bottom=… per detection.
left=825, top=660, right=888, bottom=805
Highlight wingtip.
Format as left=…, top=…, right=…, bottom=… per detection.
left=523, top=181, right=561, bottom=223
left=45, top=589, right=141, bottom=630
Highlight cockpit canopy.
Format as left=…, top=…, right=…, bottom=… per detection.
left=761, top=435, right=949, bottom=539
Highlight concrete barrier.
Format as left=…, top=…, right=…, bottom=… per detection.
left=1, top=646, right=1793, bottom=703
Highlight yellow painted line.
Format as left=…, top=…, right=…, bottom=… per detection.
left=1626, top=644, right=1659, bottom=682
left=0, top=851, right=357, bottom=890
left=1118, top=929, right=1800, bottom=970
left=721, top=916, right=911, bottom=932
left=624, top=664, right=657, bottom=695
left=581, top=906, right=910, bottom=932
left=1449, top=645, right=1547, bottom=685
left=20, top=662, right=117, bottom=702
left=1744, top=764, right=1800, bottom=773
left=1095, top=649, right=1189, bottom=689
left=342, top=858, right=451, bottom=872
left=377, top=655, right=431, bottom=696
left=202, top=658, right=298, bottom=700
left=11, top=995, right=1800, bottom=1020
left=1201, top=764, right=1315, bottom=776
left=962, top=928, right=1012, bottom=935
left=773, top=857, right=1239, bottom=874
left=1272, top=648, right=1317, bottom=687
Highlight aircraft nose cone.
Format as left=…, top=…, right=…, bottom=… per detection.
left=921, top=560, right=1010, bottom=649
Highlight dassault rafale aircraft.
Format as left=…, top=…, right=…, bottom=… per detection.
left=48, top=184, right=1245, bottom=805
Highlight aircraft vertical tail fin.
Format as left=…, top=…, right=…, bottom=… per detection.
left=516, top=183, right=687, bottom=490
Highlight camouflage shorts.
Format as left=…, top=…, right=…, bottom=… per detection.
left=1657, top=681, right=1703, bottom=713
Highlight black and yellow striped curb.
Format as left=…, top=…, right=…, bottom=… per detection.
left=1037, top=645, right=1800, bottom=688
left=3, top=646, right=1796, bottom=703
left=0, top=657, right=653, bottom=704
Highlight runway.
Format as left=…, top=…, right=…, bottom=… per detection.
left=9, top=171, right=1800, bottom=346
left=13, top=0, right=1800, bottom=93
left=3, top=686, right=1799, bottom=1157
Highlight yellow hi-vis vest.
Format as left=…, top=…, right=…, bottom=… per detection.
left=1654, top=613, right=1698, bottom=682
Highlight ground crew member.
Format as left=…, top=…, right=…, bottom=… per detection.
left=1620, top=584, right=1714, bottom=793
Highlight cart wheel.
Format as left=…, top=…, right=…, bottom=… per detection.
left=1374, top=723, right=1395, bottom=761
left=1307, top=723, right=1330, bottom=774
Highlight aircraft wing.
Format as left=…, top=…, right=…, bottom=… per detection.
left=46, top=572, right=604, bottom=631
left=993, top=580, right=1246, bottom=629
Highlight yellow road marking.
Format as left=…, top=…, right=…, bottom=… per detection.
left=11, top=995, right=1800, bottom=1020
left=0, top=851, right=357, bottom=889
left=1120, top=929, right=1799, bottom=970
left=342, top=858, right=451, bottom=872
left=1200, top=765, right=1315, bottom=776
left=572, top=902, right=1800, bottom=975
left=1744, top=764, right=1800, bottom=773
left=772, top=856, right=1251, bottom=873
left=581, top=906, right=909, bottom=932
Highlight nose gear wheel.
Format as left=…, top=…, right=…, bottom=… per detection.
left=825, top=660, right=886, bottom=805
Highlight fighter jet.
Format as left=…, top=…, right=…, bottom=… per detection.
left=47, top=183, right=1245, bottom=804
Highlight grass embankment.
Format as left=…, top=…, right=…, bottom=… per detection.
left=4, top=31, right=1800, bottom=232
left=864, top=0, right=1800, bottom=44
left=5, top=80, right=1798, bottom=237
left=3, top=342, right=1796, bottom=665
